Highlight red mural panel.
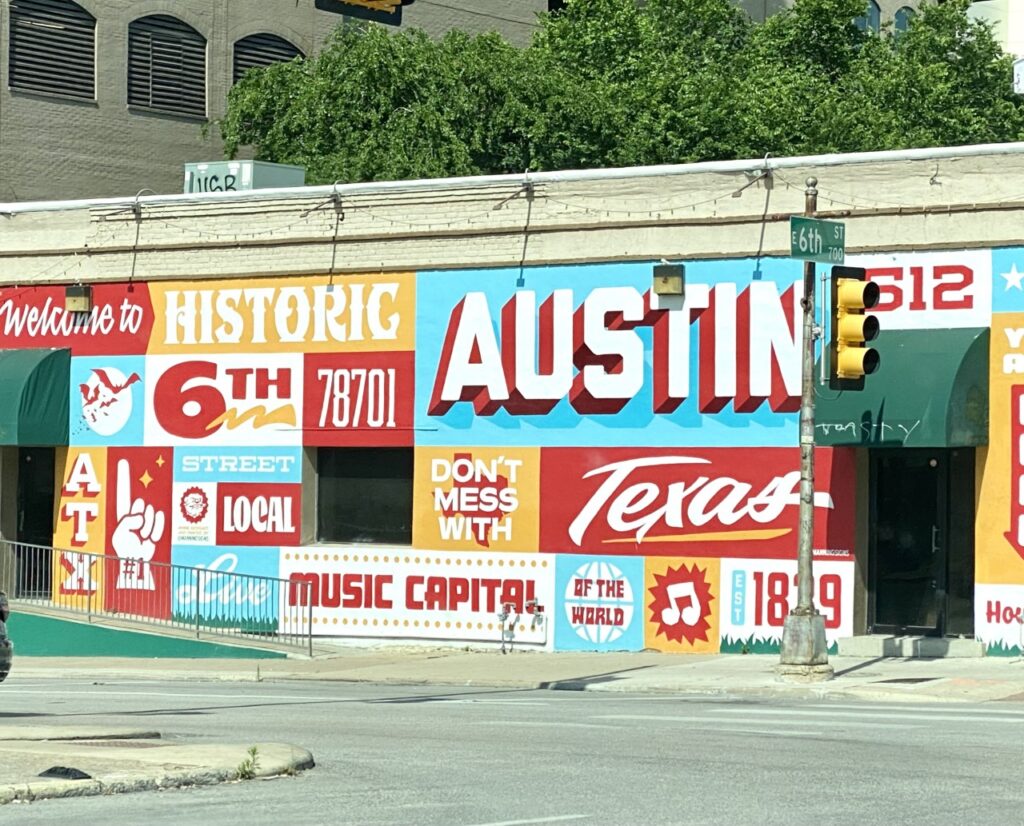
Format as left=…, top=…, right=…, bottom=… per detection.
left=302, top=351, right=414, bottom=446
left=215, top=482, right=301, bottom=546
left=539, top=447, right=854, bottom=560
left=103, top=447, right=173, bottom=618
left=0, top=283, right=154, bottom=355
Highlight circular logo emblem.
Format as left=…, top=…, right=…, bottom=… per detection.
left=79, top=367, right=139, bottom=436
left=563, top=561, right=634, bottom=645
left=179, top=487, right=209, bottom=524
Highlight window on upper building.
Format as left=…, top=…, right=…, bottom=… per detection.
left=233, top=33, right=304, bottom=85
left=128, top=14, right=207, bottom=118
left=8, top=0, right=96, bottom=100
left=855, top=0, right=882, bottom=33
left=894, top=6, right=916, bottom=34
left=317, top=447, right=413, bottom=545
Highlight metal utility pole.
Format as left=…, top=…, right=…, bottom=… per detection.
left=778, top=177, right=833, bottom=679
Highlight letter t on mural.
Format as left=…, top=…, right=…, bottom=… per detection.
left=54, top=448, right=108, bottom=606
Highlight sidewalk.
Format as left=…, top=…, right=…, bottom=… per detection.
left=11, top=648, right=1024, bottom=704
left=6, top=649, right=1024, bottom=805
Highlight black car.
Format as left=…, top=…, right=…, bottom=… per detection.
left=0, top=590, right=11, bottom=683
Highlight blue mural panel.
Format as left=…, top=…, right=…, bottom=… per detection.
left=171, top=545, right=281, bottom=627
left=553, top=555, right=644, bottom=651
left=415, top=259, right=804, bottom=447
left=70, top=356, right=146, bottom=446
left=173, top=446, right=303, bottom=485
left=992, top=247, right=1024, bottom=313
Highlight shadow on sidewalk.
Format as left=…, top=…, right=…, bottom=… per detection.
left=832, top=656, right=916, bottom=678
left=538, top=665, right=658, bottom=690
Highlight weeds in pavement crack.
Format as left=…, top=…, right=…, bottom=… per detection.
left=235, top=746, right=260, bottom=780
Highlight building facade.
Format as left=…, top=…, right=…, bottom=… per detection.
left=968, top=0, right=1024, bottom=58
left=0, top=143, right=1021, bottom=654
left=738, top=0, right=924, bottom=28
left=0, top=0, right=547, bottom=202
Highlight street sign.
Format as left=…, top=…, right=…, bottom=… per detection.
left=790, top=216, right=845, bottom=264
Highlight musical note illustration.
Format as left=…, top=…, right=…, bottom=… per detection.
left=660, top=581, right=700, bottom=626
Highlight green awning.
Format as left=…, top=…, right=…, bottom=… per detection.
left=815, top=328, right=988, bottom=448
left=0, top=349, right=70, bottom=446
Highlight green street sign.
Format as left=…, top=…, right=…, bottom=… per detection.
left=790, top=216, right=845, bottom=264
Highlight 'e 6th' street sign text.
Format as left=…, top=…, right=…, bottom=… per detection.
left=790, top=216, right=845, bottom=264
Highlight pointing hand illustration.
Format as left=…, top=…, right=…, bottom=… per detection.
left=111, top=459, right=165, bottom=591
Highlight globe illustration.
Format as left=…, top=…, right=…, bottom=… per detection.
left=563, top=560, right=634, bottom=644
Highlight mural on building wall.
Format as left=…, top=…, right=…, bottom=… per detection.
left=976, top=247, right=1024, bottom=654
left=6, top=245, right=1013, bottom=654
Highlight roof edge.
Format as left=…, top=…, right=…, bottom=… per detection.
left=3, top=141, right=1024, bottom=217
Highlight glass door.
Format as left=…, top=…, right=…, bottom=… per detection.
left=16, top=447, right=54, bottom=598
left=870, top=450, right=947, bottom=634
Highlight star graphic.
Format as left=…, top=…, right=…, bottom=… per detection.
left=139, top=470, right=153, bottom=488
left=1002, top=264, right=1024, bottom=291
left=155, top=455, right=165, bottom=468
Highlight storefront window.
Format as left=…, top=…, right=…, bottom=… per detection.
left=317, top=448, right=413, bottom=544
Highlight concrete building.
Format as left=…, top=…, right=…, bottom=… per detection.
left=738, top=0, right=925, bottom=29
left=0, top=142, right=1022, bottom=656
left=0, top=0, right=548, bottom=202
left=968, top=0, right=1024, bottom=57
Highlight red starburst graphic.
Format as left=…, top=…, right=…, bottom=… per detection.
left=648, top=563, right=714, bottom=645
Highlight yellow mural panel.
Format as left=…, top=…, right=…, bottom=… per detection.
left=412, top=447, right=540, bottom=552
left=147, top=273, right=416, bottom=354
left=978, top=312, right=1024, bottom=584
left=643, top=557, right=720, bottom=654
left=52, top=447, right=107, bottom=609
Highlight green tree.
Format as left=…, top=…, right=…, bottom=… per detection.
left=218, top=0, right=1024, bottom=183
left=221, top=26, right=540, bottom=183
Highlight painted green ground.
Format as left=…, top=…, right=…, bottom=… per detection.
left=720, top=635, right=839, bottom=656
left=7, top=612, right=285, bottom=659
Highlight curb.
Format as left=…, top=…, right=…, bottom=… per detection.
left=11, top=666, right=1024, bottom=705
left=0, top=744, right=315, bottom=805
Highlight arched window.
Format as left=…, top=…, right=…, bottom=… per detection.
left=233, top=33, right=304, bottom=84
left=9, top=0, right=96, bottom=99
left=128, top=15, right=206, bottom=118
left=895, top=6, right=916, bottom=34
left=855, top=0, right=882, bottom=33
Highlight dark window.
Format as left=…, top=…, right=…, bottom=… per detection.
left=318, top=448, right=413, bottom=544
left=548, top=0, right=567, bottom=12
left=855, top=0, right=882, bottom=33
left=233, top=33, right=304, bottom=84
left=9, top=0, right=96, bottom=99
left=894, top=6, right=916, bottom=34
left=128, top=14, right=206, bottom=118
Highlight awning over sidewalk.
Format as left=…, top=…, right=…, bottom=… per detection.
left=0, top=349, right=70, bottom=446
left=816, top=328, right=988, bottom=448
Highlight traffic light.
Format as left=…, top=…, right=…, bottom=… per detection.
left=829, top=265, right=880, bottom=390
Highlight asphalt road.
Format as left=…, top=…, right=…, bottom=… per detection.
left=2, top=676, right=1023, bottom=826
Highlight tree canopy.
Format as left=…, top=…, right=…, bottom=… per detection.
left=219, top=0, right=1024, bottom=184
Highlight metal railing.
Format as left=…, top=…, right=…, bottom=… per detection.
left=0, top=541, right=313, bottom=656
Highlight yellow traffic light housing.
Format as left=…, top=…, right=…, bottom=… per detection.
left=829, top=265, right=880, bottom=390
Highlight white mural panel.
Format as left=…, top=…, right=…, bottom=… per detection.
left=279, top=548, right=555, bottom=647
left=143, top=353, right=304, bottom=446
left=719, top=558, right=854, bottom=652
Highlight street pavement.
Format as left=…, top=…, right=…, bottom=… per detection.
left=3, top=647, right=1024, bottom=806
